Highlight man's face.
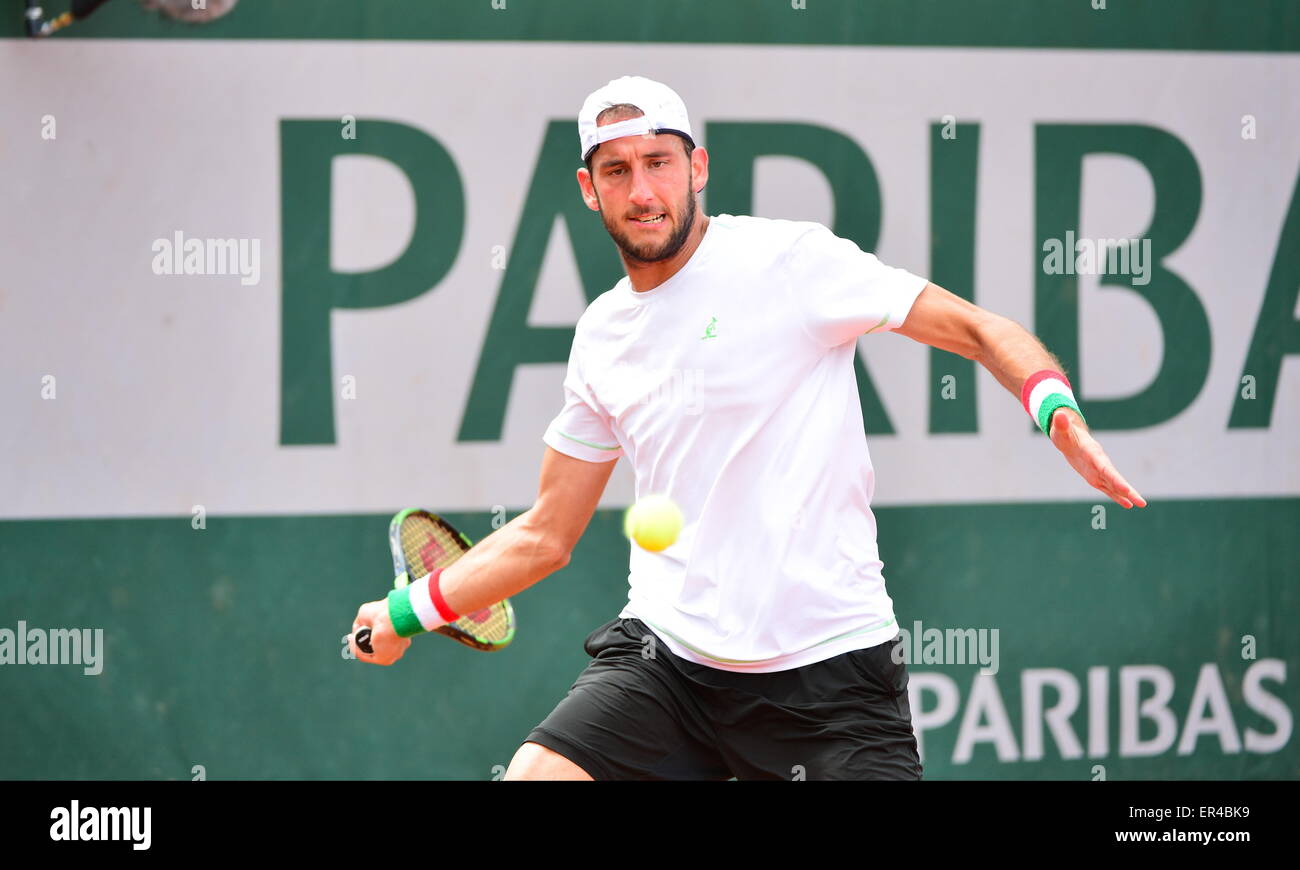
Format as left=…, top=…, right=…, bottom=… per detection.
left=581, top=133, right=703, bottom=265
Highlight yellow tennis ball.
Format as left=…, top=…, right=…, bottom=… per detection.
left=623, top=495, right=683, bottom=552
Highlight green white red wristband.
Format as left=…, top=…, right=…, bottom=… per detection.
left=1021, top=369, right=1086, bottom=435
left=386, top=568, right=460, bottom=638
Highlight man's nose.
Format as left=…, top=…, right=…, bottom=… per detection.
left=628, top=166, right=656, bottom=207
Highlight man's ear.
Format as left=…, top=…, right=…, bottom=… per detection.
left=690, top=145, right=709, bottom=194
left=575, top=167, right=599, bottom=211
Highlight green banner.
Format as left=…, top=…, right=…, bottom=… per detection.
left=4, top=0, right=1297, bottom=51
left=2, top=499, right=1295, bottom=779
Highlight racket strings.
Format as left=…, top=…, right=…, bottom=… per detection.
left=399, top=515, right=512, bottom=644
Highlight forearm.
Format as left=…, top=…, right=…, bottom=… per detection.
left=433, top=509, right=568, bottom=617
left=975, top=314, right=1071, bottom=406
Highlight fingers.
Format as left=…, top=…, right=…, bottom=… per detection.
left=1094, top=463, right=1147, bottom=509
left=366, top=633, right=410, bottom=666
left=1052, top=414, right=1149, bottom=509
left=1063, top=423, right=1147, bottom=509
left=349, top=600, right=410, bottom=666
left=350, top=608, right=373, bottom=662
left=351, top=630, right=404, bottom=665
left=1103, top=464, right=1144, bottom=508
left=347, top=622, right=377, bottom=663
left=1106, top=473, right=1146, bottom=508
left=1090, top=465, right=1127, bottom=507
left=1061, top=429, right=1144, bottom=509
left=1113, top=480, right=1147, bottom=509
left=351, top=600, right=389, bottom=665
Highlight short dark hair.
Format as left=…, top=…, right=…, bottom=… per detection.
left=584, top=103, right=695, bottom=175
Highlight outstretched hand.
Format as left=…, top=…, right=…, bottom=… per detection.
left=1049, top=408, right=1148, bottom=509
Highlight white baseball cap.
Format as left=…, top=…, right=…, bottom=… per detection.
left=578, top=75, right=695, bottom=162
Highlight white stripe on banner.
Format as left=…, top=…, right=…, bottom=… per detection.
left=0, top=42, right=1297, bottom=515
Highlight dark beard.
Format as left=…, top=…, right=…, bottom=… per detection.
left=598, top=181, right=698, bottom=265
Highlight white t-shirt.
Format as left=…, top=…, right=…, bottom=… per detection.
left=542, top=213, right=928, bottom=673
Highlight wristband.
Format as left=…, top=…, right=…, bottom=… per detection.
left=1020, top=369, right=1086, bottom=436
left=386, top=568, right=460, bottom=638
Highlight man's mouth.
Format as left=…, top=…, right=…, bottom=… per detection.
left=630, top=213, right=666, bottom=225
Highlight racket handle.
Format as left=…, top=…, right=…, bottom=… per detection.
left=354, top=628, right=373, bottom=655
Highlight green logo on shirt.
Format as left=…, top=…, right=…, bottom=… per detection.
left=700, top=317, right=718, bottom=340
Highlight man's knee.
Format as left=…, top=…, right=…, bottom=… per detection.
left=503, top=740, right=595, bottom=781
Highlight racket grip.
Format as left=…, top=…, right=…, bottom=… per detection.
left=354, top=628, right=373, bottom=655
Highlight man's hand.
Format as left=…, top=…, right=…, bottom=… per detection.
left=349, top=599, right=412, bottom=666
left=1049, top=408, right=1148, bottom=509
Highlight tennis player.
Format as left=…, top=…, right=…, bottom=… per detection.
left=349, top=76, right=1147, bottom=780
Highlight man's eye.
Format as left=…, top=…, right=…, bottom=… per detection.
left=651, top=161, right=667, bottom=168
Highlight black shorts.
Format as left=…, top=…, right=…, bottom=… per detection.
left=524, top=617, right=922, bottom=781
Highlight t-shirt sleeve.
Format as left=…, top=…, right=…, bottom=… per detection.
left=542, top=332, right=624, bottom=463
left=783, top=222, right=929, bottom=348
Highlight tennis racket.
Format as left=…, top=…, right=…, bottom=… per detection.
left=25, top=0, right=113, bottom=37
left=24, top=0, right=239, bottom=37
left=354, top=508, right=516, bottom=654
